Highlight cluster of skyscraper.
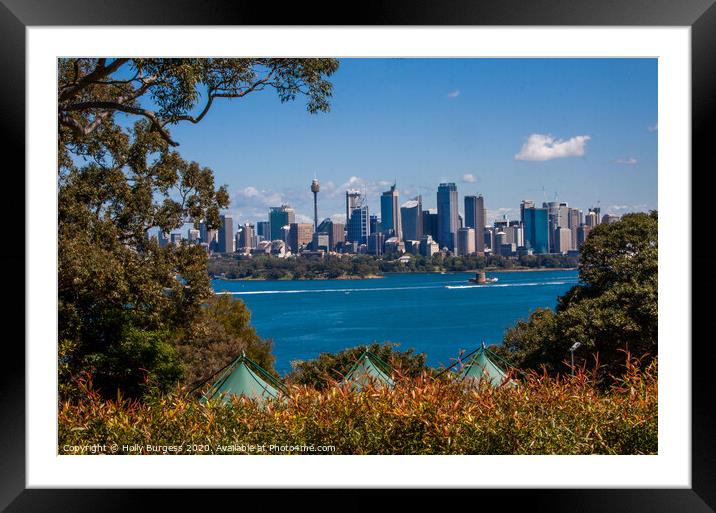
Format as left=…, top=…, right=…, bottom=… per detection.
left=156, top=179, right=620, bottom=258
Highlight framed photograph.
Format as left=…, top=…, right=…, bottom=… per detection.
left=3, top=0, right=713, bottom=510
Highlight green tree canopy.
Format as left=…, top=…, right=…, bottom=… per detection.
left=499, top=211, right=658, bottom=381
left=286, top=342, right=427, bottom=390
left=58, top=58, right=339, bottom=399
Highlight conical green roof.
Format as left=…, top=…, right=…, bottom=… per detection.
left=205, top=356, right=282, bottom=404
left=341, top=351, right=395, bottom=390
left=461, top=348, right=508, bottom=386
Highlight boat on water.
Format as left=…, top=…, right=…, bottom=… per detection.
left=468, top=271, right=498, bottom=284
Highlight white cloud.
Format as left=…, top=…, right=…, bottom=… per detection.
left=606, top=204, right=650, bottom=214
left=647, top=123, right=658, bottom=132
left=462, top=173, right=477, bottom=183
left=294, top=213, right=313, bottom=224
left=514, top=134, right=591, bottom=161
left=330, top=213, right=347, bottom=224
left=233, top=186, right=284, bottom=208
left=447, top=90, right=460, bottom=98
left=615, top=157, right=638, bottom=165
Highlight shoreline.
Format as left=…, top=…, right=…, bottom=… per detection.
left=212, top=268, right=577, bottom=281
left=212, top=274, right=384, bottom=282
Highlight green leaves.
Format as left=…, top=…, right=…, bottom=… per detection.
left=58, top=58, right=338, bottom=400
left=501, top=212, right=658, bottom=382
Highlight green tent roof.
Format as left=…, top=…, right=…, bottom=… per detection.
left=460, top=347, right=509, bottom=386
left=204, top=356, right=283, bottom=404
left=341, top=351, right=395, bottom=390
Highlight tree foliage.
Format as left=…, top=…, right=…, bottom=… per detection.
left=499, top=212, right=658, bottom=381
left=58, top=58, right=339, bottom=399
left=286, top=342, right=427, bottom=390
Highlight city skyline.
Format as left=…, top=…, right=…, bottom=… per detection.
left=162, top=58, right=657, bottom=229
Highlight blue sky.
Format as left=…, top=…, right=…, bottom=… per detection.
left=165, top=58, right=657, bottom=228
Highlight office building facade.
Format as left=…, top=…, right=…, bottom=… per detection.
left=437, top=182, right=459, bottom=251
left=523, top=207, right=549, bottom=254
left=269, top=205, right=295, bottom=241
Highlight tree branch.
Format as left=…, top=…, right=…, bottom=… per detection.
left=58, top=58, right=130, bottom=103
left=62, top=101, right=179, bottom=146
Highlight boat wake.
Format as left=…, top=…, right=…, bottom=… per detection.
left=446, top=280, right=573, bottom=289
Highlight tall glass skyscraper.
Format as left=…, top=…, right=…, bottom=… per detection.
left=464, top=194, right=486, bottom=253
left=523, top=207, right=549, bottom=254
left=400, top=195, right=422, bottom=241
left=347, top=205, right=370, bottom=244
left=437, top=183, right=458, bottom=251
left=380, top=183, right=402, bottom=240
left=269, top=205, right=295, bottom=241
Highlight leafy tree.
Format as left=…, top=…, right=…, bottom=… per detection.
left=58, top=58, right=339, bottom=399
left=286, top=342, right=427, bottom=390
left=175, top=294, right=275, bottom=388
left=500, top=212, right=658, bottom=381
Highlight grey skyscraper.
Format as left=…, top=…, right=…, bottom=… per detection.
left=218, top=215, right=234, bottom=253
left=346, top=190, right=361, bottom=225
left=464, top=195, right=486, bottom=253
left=380, top=183, right=402, bottom=240
left=457, top=227, right=476, bottom=256
left=238, top=223, right=256, bottom=249
left=437, top=183, right=459, bottom=251
left=400, top=196, right=422, bottom=241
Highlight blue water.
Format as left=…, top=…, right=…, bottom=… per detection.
left=212, top=270, right=579, bottom=375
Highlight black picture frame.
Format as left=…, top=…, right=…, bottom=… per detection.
left=2, top=1, right=712, bottom=511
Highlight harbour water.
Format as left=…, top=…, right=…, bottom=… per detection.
left=212, top=269, right=579, bottom=375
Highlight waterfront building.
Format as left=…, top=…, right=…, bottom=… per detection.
left=288, top=223, right=313, bottom=253
left=500, top=243, right=517, bottom=257
left=406, top=240, right=421, bottom=255
left=269, top=205, right=295, bottom=241
left=401, top=196, right=423, bottom=242
left=317, top=219, right=345, bottom=251
left=464, top=195, right=486, bottom=254
left=523, top=207, right=549, bottom=254
left=380, top=183, right=402, bottom=240
left=520, top=200, right=535, bottom=225
left=347, top=205, right=370, bottom=244
left=437, top=182, right=459, bottom=251
left=217, top=215, right=235, bottom=253
left=421, top=209, right=438, bottom=239
left=238, top=223, right=256, bottom=249
left=346, top=189, right=362, bottom=224
left=312, top=232, right=330, bottom=252
left=384, top=237, right=404, bottom=255
left=508, top=221, right=524, bottom=248
left=457, top=227, right=476, bottom=256
left=555, top=227, right=572, bottom=254
left=368, top=232, right=385, bottom=255
left=495, top=231, right=507, bottom=252
left=419, top=235, right=440, bottom=257
left=256, top=221, right=270, bottom=239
